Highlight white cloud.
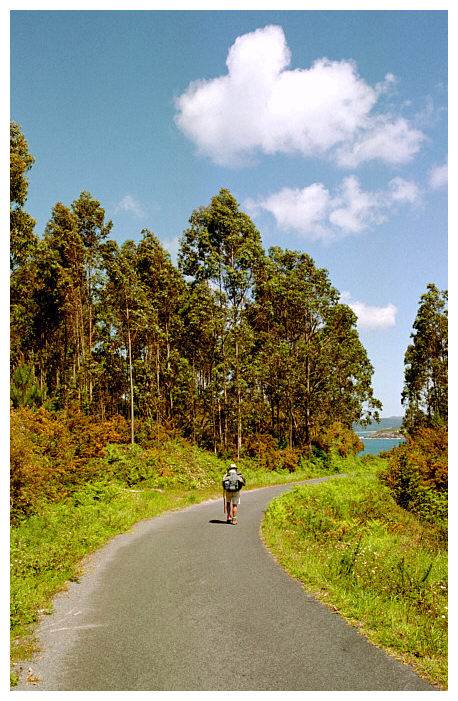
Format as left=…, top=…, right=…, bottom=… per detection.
left=428, top=161, right=448, bottom=189
left=246, top=174, right=418, bottom=241
left=336, top=118, right=425, bottom=168
left=252, top=183, right=331, bottom=241
left=329, top=176, right=386, bottom=233
left=115, top=195, right=144, bottom=218
left=388, top=177, right=422, bottom=205
left=175, top=25, right=424, bottom=168
left=341, top=292, right=397, bottom=330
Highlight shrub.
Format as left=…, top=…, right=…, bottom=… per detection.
left=105, top=444, right=159, bottom=486
left=378, top=427, right=447, bottom=523
left=315, top=421, right=364, bottom=458
left=242, top=434, right=303, bottom=472
left=10, top=408, right=132, bottom=521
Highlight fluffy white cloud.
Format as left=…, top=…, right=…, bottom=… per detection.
left=246, top=174, right=417, bottom=241
left=336, top=118, right=425, bottom=168
left=250, top=183, right=331, bottom=240
left=115, top=195, right=144, bottom=218
left=428, top=161, right=448, bottom=189
left=341, top=292, right=397, bottom=330
left=175, top=25, right=424, bottom=167
left=329, top=176, right=386, bottom=233
left=388, top=177, right=422, bottom=205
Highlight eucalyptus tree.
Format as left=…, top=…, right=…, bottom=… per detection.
left=136, top=229, right=186, bottom=425
left=10, top=122, right=38, bottom=379
left=249, top=247, right=380, bottom=448
left=402, top=283, right=448, bottom=432
left=71, top=192, right=113, bottom=405
left=101, top=239, right=150, bottom=443
left=10, top=121, right=37, bottom=271
left=38, top=203, right=86, bottom=407
left=178, top=188, right=264, bottom=456
left=178, top=280, right=225, bottom=449
left=308, top=302, right=381, bottom=433
left=27, top=197, right=108, bottom=412
left=250, top=248, right=334, bottom=446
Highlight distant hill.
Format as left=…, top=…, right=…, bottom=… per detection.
left=353, top=416, right=403, bottom=432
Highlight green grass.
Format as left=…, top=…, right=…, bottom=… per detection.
left=260, top=459, right=447, bottom=689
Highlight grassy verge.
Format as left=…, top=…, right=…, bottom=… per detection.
left=260, top=458, right=447, bottom=689
left=10, top=440, right=339, bottom=686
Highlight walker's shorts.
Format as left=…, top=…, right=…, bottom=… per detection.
left=224, top=491, right=241, bottom=505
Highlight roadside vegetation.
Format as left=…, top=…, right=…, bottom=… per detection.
left=261, top=454, right=447, bottom=689
left=260, top=280, right=448, bottom=690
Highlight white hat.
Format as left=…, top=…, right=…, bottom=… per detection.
left=230, top=463, right=237, bottom=469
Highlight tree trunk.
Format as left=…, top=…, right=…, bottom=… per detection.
left=236, top=339, right=241, bottom=459
left=88, top=263, right=93, bottom=404
left=126, top=303, right=135, bottom=445
left=156, top=341, right=161, bottom=447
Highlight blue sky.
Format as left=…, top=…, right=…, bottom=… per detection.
left=10, top=8, right=448, bottom=418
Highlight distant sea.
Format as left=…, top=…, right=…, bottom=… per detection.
left=353, top=417, right=406, bottom=457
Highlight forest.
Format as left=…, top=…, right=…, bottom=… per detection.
left=11, top=121, right=382, bottom=460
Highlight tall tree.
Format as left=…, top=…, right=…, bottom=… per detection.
left=402, top=283, right=448, bottom=432
left=137, top=229, right=186, bottom=425
left=249, top=247, right=380, bottom=448
left=71, top=192, right=113, bottom=406
left=178, top=188, right=264, bottom=456
left=10, top=121, right=37, bottom=271
left=101, top=239, right=150, bottom=443
left=40, top=203, right=86, bottom=408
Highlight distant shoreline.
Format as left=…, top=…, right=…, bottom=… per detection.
left=358, top=427, right=404, bottom=440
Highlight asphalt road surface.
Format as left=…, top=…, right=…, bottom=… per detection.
left=14, top=478, right=437, bottom=691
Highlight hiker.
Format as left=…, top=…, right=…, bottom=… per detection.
left=222, top=463, right=245, bottom=524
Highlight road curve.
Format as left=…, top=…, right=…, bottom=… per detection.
left=14, top=478, right=437, bottom=691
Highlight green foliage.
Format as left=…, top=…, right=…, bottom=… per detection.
left=11, top=146, right=382, bottom=457
left=314, top=421, right=364, bottom=457
left=402, top=284, right=447, bottom=433
left=378, top=427, right=447, bottom=524
left=10, top=364, right=46, bottom=408
left=248, top=247, right=381, bottom=449
left=10, top=121, right=37, bottom=270
left=10, top=407, right=130, bottom=521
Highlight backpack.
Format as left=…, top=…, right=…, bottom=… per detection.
left=222, top=471, right=243, bottom=492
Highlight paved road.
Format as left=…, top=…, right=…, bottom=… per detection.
left=14, top=479, right=437, bottom=691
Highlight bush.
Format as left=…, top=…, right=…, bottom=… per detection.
left=10, top=407, right=131, bottom=521
left=242, top=433, right=303, bottom=472
left=378, top=427, right=447, bottom=523
left=315, top=421, right=364, bottom=457
left=105, top=444, right=160, bottom=486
